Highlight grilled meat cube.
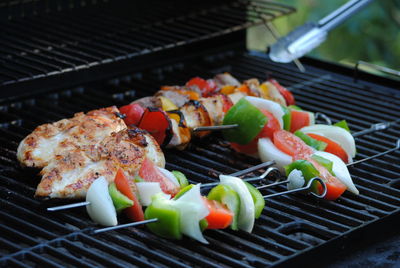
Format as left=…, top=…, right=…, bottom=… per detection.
left=199, top=95, right=227, bottom=126
left=35, top=127, right=165, bottom=199
left=180, top=101, right=213, bottom=137
left=155, top=89, right=189, bottom=107
left=214, top=73, right=240, bottom=87
left=17, top=106, right=126, bottom=168
left=132, top=96, right=162, bottom=109
left=262, top=81, right=286, bottom=106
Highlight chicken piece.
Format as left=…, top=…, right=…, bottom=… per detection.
left=166, top=114, right=191, bottom=150
left=180, top=101, right=213, bottom=138
left=155, top=90, right=189, bottom=107
left=132, top=96, right=162, bottom=109
left=35, top=127, right=165, bottom=199
left=228, top=92, right=246, bottom=104
left=214, top=73, right=240, bottom=87
left=17, top=106, right=126, bottom=168
left=244, top=78, right=261, bottom=97
left=262, top=81, right=286, bottom=106
left=199, top=95, right=227, bottom=126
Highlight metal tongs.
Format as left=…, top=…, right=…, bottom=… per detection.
left=269, top=0, right=374, bottom=63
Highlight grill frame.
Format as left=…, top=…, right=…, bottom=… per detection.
left=1, top=47, right=399, bottom=267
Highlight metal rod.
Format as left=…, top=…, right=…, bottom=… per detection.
left=202, top=161, right=276, bottom=188
left=347, top=139, right=400, bottom=166
left=93, top=218, right=158, bottom=234
left=352, top=121, right=399, bottom=137
left=242, top=167, right=281, bottom=184
left=263, top=177, right=327, bottom=199
left=315, top=112, right=332, bottom=125
left=257, top=179, right=289, bottom=190
left=193, top=124, right=238, bottom=132
left=47, top=201, right=90, bottom=211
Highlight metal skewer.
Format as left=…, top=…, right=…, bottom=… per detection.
left=193, top=124, right=238, bottom=132
left=93, top=218, right=158, bottom=234
left=263, top=177, right=327, bottom=199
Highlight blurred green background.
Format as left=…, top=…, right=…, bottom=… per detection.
left=247, top=0, right=400, bottom=71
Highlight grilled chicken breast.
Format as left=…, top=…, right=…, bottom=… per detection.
left=35, top=127, right=164, bottom=199
left=17, top=106, right=126, bottom=168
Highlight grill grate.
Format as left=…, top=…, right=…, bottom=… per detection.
left=0, top=50, right=400, bottom=267
left=0, top=0, right=294, bottom=87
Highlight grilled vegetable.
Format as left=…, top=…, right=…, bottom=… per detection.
left=86, top=177, right=118, bottom=227
left=295, top=130, right=327, bottom=151
left=172, top=170, right=189, bottom=188
left=222, top=98, right=267, bottom=144
left=244, top=182, right=265, bottom=219
left=269, top=79, right=295, bottom=106
left=136, top=182, right=170, bottom=206
left=108, top=182, right=134, bottom=213
left=119, top=103, right=145, bottom=126
left=138, top=108, right=172, bottom=146
left=203, top=198, right=233, bottom=230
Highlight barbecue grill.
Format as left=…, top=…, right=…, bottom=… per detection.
left=1, top=0, right=400, bottom=267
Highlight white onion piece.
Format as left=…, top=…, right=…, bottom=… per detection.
left=174, top=184, right=209, bottom=244
left=314, top=151, right=359, bottom=195
left=86, top=177, right=117, bottom=227
left=300, top=124, right=356, bottom=161
left=258, top=138, right=292, bottom=172
left=136, top=182, right=170, bottom=206
left=245, top=96, right=284, bottom=128
left=287, top=169, right=305, bottom=190
left=157, top=167, right=180, bottom=187
left=308, top=112, right=315, bottom=125
left=219, top=175, right=255, bottom=232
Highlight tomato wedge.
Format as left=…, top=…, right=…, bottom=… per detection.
left=114, top=169, right=144, bottom=222
left=139, top=158, right=180, bottom=196
left=290, top=110, right=311, bottom=133
left=273, top=130, right=313, bottom=159
left=138, top=108, right=172, bottom=146
left=269, top=79, right=295, bottom=106
left=258, top=109, right=281, bottom=140
left=203, top=198, right=233, bottom=229
left=119, top=103, right=145, bottom=126
left=307, top=158, right=347, bottom=200
left=307, top=133, right=349, bottom=163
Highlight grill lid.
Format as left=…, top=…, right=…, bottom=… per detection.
left=0, top=49, right=399, bottom=267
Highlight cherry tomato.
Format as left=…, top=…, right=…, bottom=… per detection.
left=114, top=169, right=144, bottom=222
left=307, top=133, right=349, bottom=163
left=119, top=103, right=145, bottom=126
left=139, top=158, right=180, bottom=197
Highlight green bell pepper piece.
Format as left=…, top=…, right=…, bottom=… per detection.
left=285, top=160, right=320, bottom=193
left=173, top=184, right=194, bottom=200
left=199, top=218, right=208, bottom=231
left=244, top=182, right=265, bottom=219
left=334, top=120, right=351, bottom=132
left=281, top=105, right=291, bottom=131
left=311, top=155, right=335, bottom=176
left=222, top=98, right=267, bottom=144
left=172, top=170, right=189, bottom=188
left=294, top=130, right=327, bottom=151
left=144, top=194, right=182, bottom=239
left=207, top=184, right=240, bottom=230
left=108, top=182, right=134, bottom=213
left=134, top=175, right=144, bottom=183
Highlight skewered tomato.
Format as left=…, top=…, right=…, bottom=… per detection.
left=269, top=79, right=295, bottom=106
left=273, top=130, right=313, bottom=159
left=114, top=169, right=144, bottom=222
left=138, top=108, right=172, bottom=146
left=186, top=77, right=217, bottom=97
left=203, top=198, right=233, bottom=229
left=119, top=103, right=145, bottom=126
left=307, top=133, right=349, bottom=163
left=290, top=109, right=312, bottom=133
left=139, top=158, right=180, bottom=196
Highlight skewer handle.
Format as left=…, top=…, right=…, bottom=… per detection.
left=263, top=177, right=327, bottom=199
left=47, top=201, right=90, bottom=211
left=347, top=139, right=400, bottom=166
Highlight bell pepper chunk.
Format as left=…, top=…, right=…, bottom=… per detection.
left=222, top=98, right=267, bottom=145
left=172, top=170, right=189, bottom=188
left=244, top=182, right=265, bottom=219
left=285, top=160, right=321, bottom=194
left=119, top=103, right=145, bottom=126
left=203, top=198, right=233, bottom=230
left=144, top=194, right=182, bottom=239
left=294, top=130, right=327, bottom=151
left=207, top=184, right=240, bottom=230
left=108, top=182, right=134, bottom=213
left=138, top=108, right=172, bottom=146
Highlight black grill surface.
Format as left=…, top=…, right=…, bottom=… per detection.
left=0, top=50, right=400, bottom=267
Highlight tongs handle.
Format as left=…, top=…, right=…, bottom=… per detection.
left=318, top=0, right=374, bottom=32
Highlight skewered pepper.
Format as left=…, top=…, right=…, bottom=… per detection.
left=108, top=182, right=134, bottom=213
left=294, top=130, right=327, bottom=151
left=222, top=98, right=267, bottom=144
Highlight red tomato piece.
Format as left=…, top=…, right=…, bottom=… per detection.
left=218, top=93, right=234, bottom=113
left=308, top=158, right=347, bottom=200
left=307, top=133, right=349, bottom=163
left=119, top=103, right=145, bottom=126
left=114, top=169, right=144, bottom=222
left=258, top=109, right=281, bottom=140
left=138, top=108, right=172, bottom=146
left=186, top=77, right=217, bottom=97
left=290, top=110, right=311, bottom=133
left=139, top=158, right=180, bottom=196
left=203, top=198, right=233, bottom=229
left=269, top=79, right=295, bottom=106
left=273, top=130, right=313, bottom=159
